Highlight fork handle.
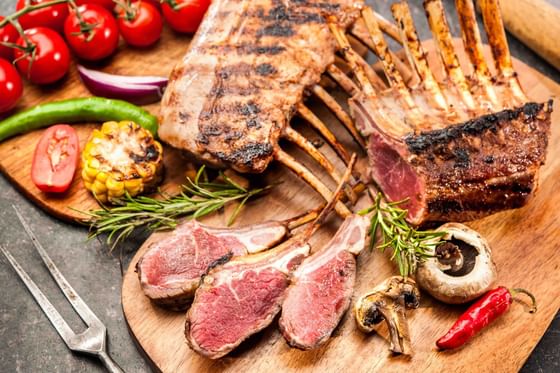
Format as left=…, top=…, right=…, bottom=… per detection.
left=98, top=350, right=124, bottom=373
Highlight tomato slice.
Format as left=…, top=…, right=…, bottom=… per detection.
left=31, top=124, right=79, bottom=193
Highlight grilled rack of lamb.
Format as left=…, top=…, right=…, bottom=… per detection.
left=136, top=208, right=319, bottom=309
left=279, top=213, right=370, bottom=350
left=185, top=155, right=356, bottom=359
left=159, top=0, right=370, bottom=218
left=328, top=0, right=552, bottom=225
left=160, top=0, right=551, bottom=226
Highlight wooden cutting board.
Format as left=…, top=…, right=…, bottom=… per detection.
left=0, top=19, right=558, bottom=372
left=120, top=44, right=560, bottom=372
left=0, top=28, right=194, bottom=223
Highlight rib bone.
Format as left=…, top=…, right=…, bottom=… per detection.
left=275, top=149, right=352, bottom=219
left=478, top=0, right=526, bottom=104
left=391, top=1, right=450, bottom=116
left=283, top=126, right=356, bottom=203
left=311, top=84, right=367, bottom=150
left=329, top=2, right=552, bottom=226
left=455, top=0, right=499, bottom=109
left=297, top=103, right=351, bottom=164
left=424, top=0, right=477, bottom=112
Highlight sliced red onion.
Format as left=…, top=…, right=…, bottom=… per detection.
left=77, top=65, right=168, bottom=105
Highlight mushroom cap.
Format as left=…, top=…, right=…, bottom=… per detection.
left=416, top=223, right=497, bottom=304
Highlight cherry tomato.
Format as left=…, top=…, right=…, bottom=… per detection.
left=117, top=1, right=163, bottom=47
left=16, top=0, right=69, bottom=34
left=162, top=0, right=210, bottom=34
left=31, top=124, right=79, bottom=193
left=14, top=27, right=70, bottom=85
left=0, top=58, right=23, bottom=113
left=75, top=0, right=117, bottom=11
left=64, top=4, right=120, bottom=61
left=136, top=0, right=161, bottom=10
left=0, top=17, right=19, bottom=60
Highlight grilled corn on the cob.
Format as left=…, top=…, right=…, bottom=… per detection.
left=82, top=120, right=163, bottom=203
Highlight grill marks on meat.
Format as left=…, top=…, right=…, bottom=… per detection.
left=136, top=220, right=288, bottom=309
left=159, top=0, right=362, bottom=173
left=279, top=214, right=369, bottom=349
left=185, top=238, right=311, bottom=359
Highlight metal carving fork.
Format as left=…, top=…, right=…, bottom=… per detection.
left=0, top=205, right=124, bottom=373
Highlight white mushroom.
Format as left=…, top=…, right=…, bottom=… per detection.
left=415, top=223, right=497, bottom=304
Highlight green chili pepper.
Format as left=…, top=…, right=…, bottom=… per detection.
left=0, top=97, right=159, bottom=142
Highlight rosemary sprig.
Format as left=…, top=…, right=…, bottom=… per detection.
left=359, top=193, right=446, bottom=277
left=78, top=166, right=271, bottom=250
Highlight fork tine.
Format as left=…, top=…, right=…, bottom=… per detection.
left=0, top=244, right=76, bottom=349
left=13, top=205, right=103, bottom=328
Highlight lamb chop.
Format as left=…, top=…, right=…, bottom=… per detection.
left=327, top=0, right=552, bottom=225
left=136, top=209, right=319, bottom=309
left=185, top=155, right=355, bottom=359
left=278, top=213, right=370, bottom=350
left=159, top=0, right=368, bottom=217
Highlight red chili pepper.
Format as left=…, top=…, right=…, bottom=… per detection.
left=436, top=286, right=537, bottom=350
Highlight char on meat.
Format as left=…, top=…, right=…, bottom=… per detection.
left=159, top=0, right=362, bottom=173
left=331, top=0, right=553, bottom=225
left=136, top=219, right=288, bottom=309
left=279, top=214, right=369, bottom=350
left=185, top=237, right=310, bottom=359
left=358, top=101, right=552, bottom=225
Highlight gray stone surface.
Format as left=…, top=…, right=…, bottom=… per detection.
left=0, top=0, right=558, bottom=372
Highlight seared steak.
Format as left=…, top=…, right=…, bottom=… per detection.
left=185, top=237, right=310, bottom=359
left=137, top=219, right=288, bottom=309
left=159, top=0, right=362, bottom=173
left=279, top=214, right=369, bottom=349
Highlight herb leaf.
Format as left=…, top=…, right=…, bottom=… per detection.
left=360, top=193, right=446, bottom=277
left=78, top=166, right=271, bottom=251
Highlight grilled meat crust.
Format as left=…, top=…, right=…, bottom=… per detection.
left=411, top=101, right=552, bottom=223
left=159, top=0, right=362, bottom=173
left=373, top=101, right=552, bottom=225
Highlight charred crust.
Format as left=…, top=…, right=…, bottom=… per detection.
left=130, top=144, right=161, bottom=164
left=453, top=148, right=470, bottom=168
left=426, top=187, right=532, bottom=219
left=246, top=118, right=261, bottom=129
left=201, top=44, right=286, bottom=55
left=404, top=102, right=547, bottom=154
left=178, top=111, right=190, bottom=123
left=258, top=4, right=325, bottom=24
left=240, top=102, right=260, bottom=116
left=255, top=63, right=277, bottom=76
left=251, top=45, right=286, bottom=55
left=257, top=24, right=295, bottom=37
left=213, top=142, right=274, bottom=168
left=483, top=155, right=495, bottom=164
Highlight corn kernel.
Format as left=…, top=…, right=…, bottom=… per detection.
left=92, top=180, right=108, bottom=194
left=81, top=120, right=163, bottom=205
left=96, top=171, right=108, bottom=183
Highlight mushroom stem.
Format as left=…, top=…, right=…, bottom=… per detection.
left=354, top=276, right=420, bottom=355
left=435, top=241, right=464, bottom=272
